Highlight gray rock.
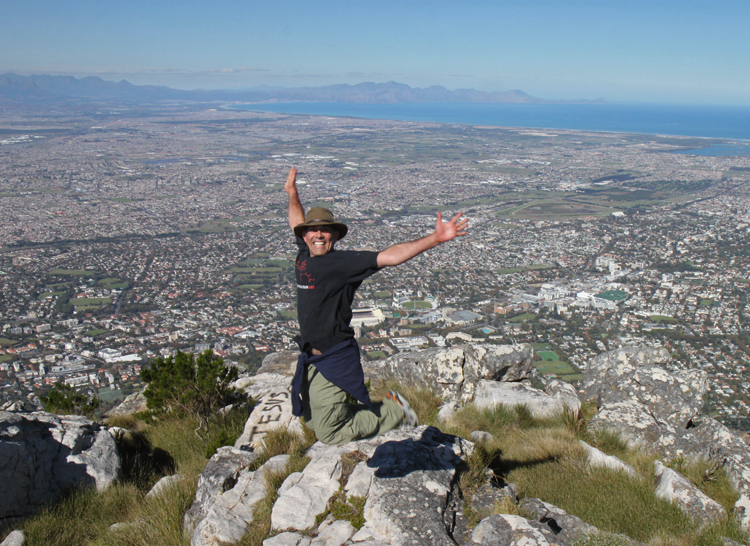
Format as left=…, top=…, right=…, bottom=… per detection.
left=470, top=483, right=518, bottom=517
left=231, top=372, right=293, bottom=401
left=588, top=400, right=703, bottom=458
left=0, top=411, right=120, bottom=520
left=520, top=498, right=599, bottom=543
left=437, top=402, right=456, bottom=423
left=654, top=461, right=726, bottom=525
left=579, top=441, right=638, bottom=477
left=469, top=514, right=568, bottom=546
left=257, top=351, right=298, bottom=376
left=598, top=366, right=706, bottom=428
left=310, top=519, right=355, bottom=545
left=578, top=346, right=671, bottom=403
left=473, top=380, right=580, bottom=419
left=191, top=455, right=289, bottom=546
left=145, top=474, right=183, bottom=499
left=271, top=426, right=472, bottom=545
left=381, top=344, right=533, bottom=405
left=183, top=446, right=259, bottom=534
left=471, top=431, right=495, bottom=443
left=263, top=532, right=310, bottom=546
left=0, top=530, right=24, bottom=546
left=105, top=389, right=147, bottom=417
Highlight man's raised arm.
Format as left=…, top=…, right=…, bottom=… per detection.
left=285, top=167, right=305, bottom=230
left=377, top=212, right=468, bottom=268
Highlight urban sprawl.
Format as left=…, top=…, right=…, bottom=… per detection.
left=1, top=106, right=749, bottom=429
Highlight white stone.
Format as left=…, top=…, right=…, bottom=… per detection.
left=654, top=461, right=726, bottom=525
left=271, top=444, right=346, bottom=531
left=263, top=532, right=311, bottom=546
left=579, top=441, right=637, bottom=477
left=473, top=380, right=579, bottom=418
left=145, top=474, right=183, bottom=498
left=0, top=530, right=25, bottom=546
left=311, top=519, right=356, bottom=546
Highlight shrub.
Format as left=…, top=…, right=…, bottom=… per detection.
left=40, top=382, right=100, bottom=418
left=140, top=349, right=240, bottom=420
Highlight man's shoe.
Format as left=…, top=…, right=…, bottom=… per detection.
left=386, top=390, right=419, bottom=427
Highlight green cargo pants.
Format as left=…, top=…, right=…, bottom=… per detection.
left=302, top=364, right=405, bottom=445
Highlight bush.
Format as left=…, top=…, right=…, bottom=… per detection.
left=140, top=349, right=240, bottom=419
left=40, top=382, right=100, bottom=418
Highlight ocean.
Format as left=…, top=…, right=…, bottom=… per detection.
left=231, top=102, right=750, bottom=156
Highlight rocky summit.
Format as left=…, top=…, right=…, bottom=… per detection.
left=2, top=342, right=750, bottom=546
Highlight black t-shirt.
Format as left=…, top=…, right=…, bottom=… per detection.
left=295, top=236, right=380, bottom=354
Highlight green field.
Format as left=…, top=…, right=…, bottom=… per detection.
left=49, top=269, right=96, bottom=276
left=71, top=297, right=112, bottom=306
left=495, top=264, right=554, bottom=275
left=39, top=291, right=65, bottom=300
left=0, top=354, right=12, bottom=363
left=701, top=299, right=713, bottom=306
left=373, top=291, right=391, bottom=298
left=538, top=351, right=559, bottom=361
left=367, top=351, right=387, bottom=359
left=595, top=290, right=629, bottom=302
left=84, top=329, right=108, bottom=337
left=508, top=313, right=536, bottom=323
left=534, top=360, right=581, bottom=382
left=236, top=284, right=263, bottom=290
left=280, top=310, right=298, bottom=319
left=402, top=300, right=432, bottom=310
left=0, top=338, right=18, bottom=346
left=650, top=315, right=677, bottom=323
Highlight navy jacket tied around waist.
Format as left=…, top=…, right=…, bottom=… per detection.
left=291, top=338, right=373, bottom=417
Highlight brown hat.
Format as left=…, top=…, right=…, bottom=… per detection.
left=293, top=207, right=348, bottom=240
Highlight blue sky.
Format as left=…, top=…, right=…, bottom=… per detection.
left=2, top=0, right=749, bottom=105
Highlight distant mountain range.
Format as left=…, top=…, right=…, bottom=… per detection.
left=0, top=73, right=604, bottom=106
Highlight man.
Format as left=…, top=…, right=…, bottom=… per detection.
left=285, top=167, right=468, bottom=444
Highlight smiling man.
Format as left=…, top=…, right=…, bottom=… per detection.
left=285, top=167, right=468, bottom=444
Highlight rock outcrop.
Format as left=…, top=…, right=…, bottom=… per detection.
left=381, top=343, right=534, bottom=405
left=0, top=411, right=121, bottom=521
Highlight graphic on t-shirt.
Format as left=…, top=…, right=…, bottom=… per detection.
left=296, top=259, right=315, bottom=289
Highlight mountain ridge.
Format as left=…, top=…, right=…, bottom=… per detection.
left=0, top=73, right=604, bottom=106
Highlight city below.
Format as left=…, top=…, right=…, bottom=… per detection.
left=1, top=103, right=748, bottom=429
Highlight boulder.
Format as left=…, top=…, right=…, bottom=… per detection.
left=520, top=498, right=600, bottom=543
left=691, top=418, right=750, bottom=530
left=105, top=389, right=147, bottom=417
left=183, top=446, right=260, bottom=534
left=654, top=461, right=726, bottom=525
left=0, top=411, right=120, bottom=520
left=588, top=400, right=703, bottom=458
left=0, top=530, right=24, bottom=546
left=257, top=351, right=298, bottom=376
left=473, top=379, right=580, bottom=419
left=578, top=346, right=671, bottom=403
left=265, top=426, right=472, bottom=545
left=579, top=441, right=638, bottom=477
left=579, top=346, right=706, bottom=429
left=468, top=514, right=568, bottom=546
left=381, top=344, right=534, bottom=405
left=191, top=454, right=289, bottom=546
left=145, top=473, right=183, bottom=499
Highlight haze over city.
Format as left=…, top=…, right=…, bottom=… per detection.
left=2, top=0, right=750, bottom=105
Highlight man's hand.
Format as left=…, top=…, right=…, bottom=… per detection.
left=377, top=210, right=468, bottom=268
left=285, top=167, right=298, bottom=195
left=434, top=212, right=469, bottom=243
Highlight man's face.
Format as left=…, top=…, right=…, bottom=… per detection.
left=303, top=226, right=338, bottom=256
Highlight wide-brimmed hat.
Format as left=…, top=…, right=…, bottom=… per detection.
left=293, top=207, right=348, bottom=240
